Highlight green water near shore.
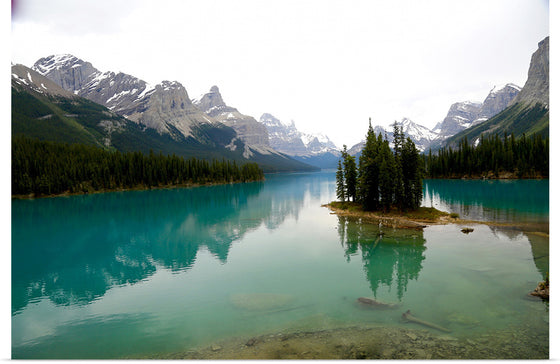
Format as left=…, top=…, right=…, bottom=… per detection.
left=12, top=173, right=548, bottom=358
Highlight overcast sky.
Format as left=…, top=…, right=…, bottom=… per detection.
left=11, top=0, right=550, bottom=148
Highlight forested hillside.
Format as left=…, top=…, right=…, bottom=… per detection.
left=443, top=102, right=548, bottom=149
left=12, top=136, right=264, bottom=197
left=12, top=83, right=315, bottom=173
left=425, top=133, right=548, bottom=178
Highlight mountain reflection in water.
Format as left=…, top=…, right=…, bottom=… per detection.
left=12, top=172, right=336, bottom=314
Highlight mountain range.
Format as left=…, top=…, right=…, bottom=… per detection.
left=193, top=85, right=271, bottom=155
left=348, top=83, right=521, bottom=156
left=258, top=113, right=340, bottom=169
left=13, top=56, right=318, bottom=172
left=12, top=36, right=548, bottom=171
left=349, top=36, right=548, bottom=156
left=444, top=36, right=549, bottom=147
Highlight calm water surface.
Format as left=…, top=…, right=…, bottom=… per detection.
left=12, top=173, right=549, bottom=358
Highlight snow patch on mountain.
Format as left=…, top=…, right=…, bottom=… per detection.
left=259, top=113, right=338, bottom=157
left=348, top=118, right=439, bottom=156
left=490, top=83, right=522, bottom=94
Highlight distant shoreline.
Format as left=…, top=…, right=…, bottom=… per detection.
left=11, top=179, right=265, bottom=200
left=424, top=172, right=547, bottom=180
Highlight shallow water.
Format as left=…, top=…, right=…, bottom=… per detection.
left=11, top=173, right=548, bottom=358
left=423, top=179, right=549, bottom=225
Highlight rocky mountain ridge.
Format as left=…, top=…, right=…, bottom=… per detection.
left=193, top=86, right=271, bottom=155
left=14, top=59, right=317, bottom=172
left=12, top=63, right=77, bottom=98
left=32, top=54, right=217, bottom=141
left=348, top=117, right=439, bottom=156
left=348, top=79, right=522, bottom=156
left=431, top=83, right=520, bottom=142
left=20, top=34, right=547, bottom=169
left=257, top=113, right=340, bottom=169
left=258, top=113, right=338, bottom=157
left=443, top=36, right=549, bottom=147
left=511, top=36, right=549, bottom=107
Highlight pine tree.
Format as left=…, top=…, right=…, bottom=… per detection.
left=400, top=137, right=422, bottom=210
left=344, top=154, right=357, bottom=201
left=358, top=118, right=380, bottom=211
left=378, top=139, right=396, bottom=211
left=335, top=120, right=426, bottom=212
left=392, top=122, right=405, bottom=210
left=336, top=159, right=346, bottom=202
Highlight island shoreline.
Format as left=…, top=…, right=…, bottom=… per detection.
left=322, top=202, right=549, bottom=236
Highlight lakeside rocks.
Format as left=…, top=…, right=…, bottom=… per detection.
left=529, top=277, right=549, bottom=300
left=323, top=203, right=438, bottom=230
left=153, top=323, right=548, bottom=359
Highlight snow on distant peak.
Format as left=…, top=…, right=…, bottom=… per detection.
left=159, top=80, right=183, bottom=91
left=300, top=133, right=314, bottom=147
left=33, top=54, right=81, bottom=75
left=259, top=113, right=289, bottom=128
left=259, top=112, right=338, bottom=156
left=490, top=83, right=521, bottom=94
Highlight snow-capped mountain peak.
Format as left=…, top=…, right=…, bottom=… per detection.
left=258, top=113, right=338, bottom=157
left=32, top=54, right=82, bottom=75
left=489, top=83, right=522, bottom=95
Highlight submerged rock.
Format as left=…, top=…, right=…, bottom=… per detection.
left=447, top=313, right=480, bottom=326
left=356, top=297, right=399, bottom=309
left=461, top=227, right=474, bottom=234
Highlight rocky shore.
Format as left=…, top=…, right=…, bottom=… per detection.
left=147, top=322, right=548, bottom=359
left=323, top=202, right=458, bottom=230
left=323, top=202, right=550, bottom=237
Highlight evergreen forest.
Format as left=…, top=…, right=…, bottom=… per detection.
left=12, top=136, right=264, bottom=197
left=425, top=133, right=548, bottom=178
left=337, top=122, right=423, bottom=212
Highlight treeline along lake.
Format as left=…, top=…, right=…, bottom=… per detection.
left=12, top=136, right=264, bottom=196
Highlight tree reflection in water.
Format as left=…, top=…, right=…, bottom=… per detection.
left=12, top=182, right=265, bottom=313
left=337, top=216, right=426, bottom=301
left=12, top=172, right=328, bottom=313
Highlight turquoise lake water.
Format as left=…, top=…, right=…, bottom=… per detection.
left=11, top=173, right=549, bottom=358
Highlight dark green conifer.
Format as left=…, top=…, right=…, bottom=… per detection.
left=336, top=159, right=346, bottom=202
left=358, top=118, right=380, bottom=210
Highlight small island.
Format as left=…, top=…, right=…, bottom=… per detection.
left=327, top=121, right=436, bottom=229
left=325, top=121, right=496, bottom=232
left=323, top=201, right=453, bottom=230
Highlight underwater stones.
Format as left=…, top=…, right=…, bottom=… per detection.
left=447, top=313, right=480, bottom=326
left=405, top=332, right=418, bottom=340
left=461, top=227, right=474, bottom=234
left=245, top=337, right=260, bottom=347
left=401, top=310, right=451, bottom=333
left=356, top=297, right=399, bottom=309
